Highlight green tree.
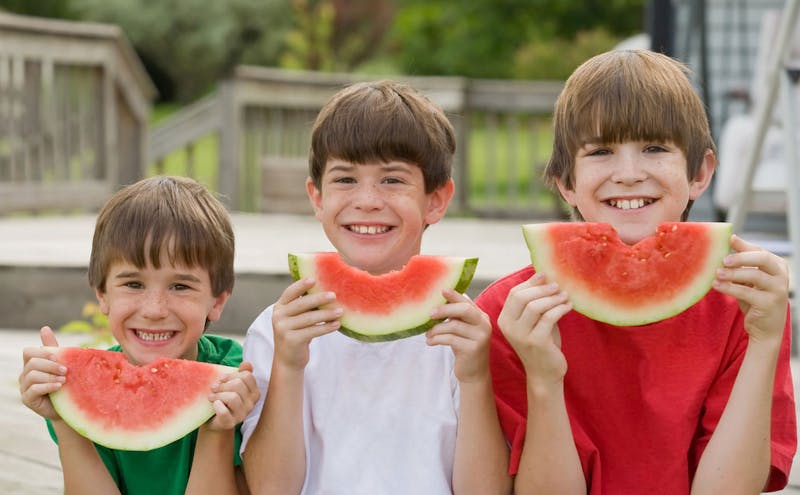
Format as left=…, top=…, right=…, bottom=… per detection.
left=0, top=0, right=80, bottom=19
left=387, top=0, right=645, bottom=79
left=73, top=0, right=294, bottom=102
left=280, top=0, right=396, bottom=73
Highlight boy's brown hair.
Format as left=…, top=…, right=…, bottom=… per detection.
left=88, top=175, right=235, bottom=296
left=545, top=49, right=716, bottom=219
left=308, top=80, right=455, bottom=193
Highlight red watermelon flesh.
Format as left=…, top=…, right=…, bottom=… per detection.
left=47, top=347, right=236, bottom=451
left=522, top=222, right=732, bottom=326
left=289, top=252, right=478, bottom=342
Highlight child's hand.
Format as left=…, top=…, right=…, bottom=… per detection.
left=713, top=235, right=790, bottom=344
left=206, top=361, right=260, bottom=431
left=496, top=273, right=572, bottom=389
left=19, top=326, right=65, bottom=420
left=426, top=289, right=491, bottom=383
left=271, top=278, right=342, bottom=371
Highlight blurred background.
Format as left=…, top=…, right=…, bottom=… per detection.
left=0, top=0, right=791, bottom=219
left=0, top=0, right=796, bottom=333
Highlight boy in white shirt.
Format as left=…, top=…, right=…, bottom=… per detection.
left=240, top=80, right=511, bottom=495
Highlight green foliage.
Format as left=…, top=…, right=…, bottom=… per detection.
left=58, top=302, right=115, bottom=348
left=513, top=28, right=621, bottom=80
left=0, top=0, right=80, bottom=19
left=280, top=0, right=336, bottom=71
left=72, top=0, right=294, bottom=102
left=279, top=0, right=393, bottom=73
left=387, top=0, right=644, bottom=79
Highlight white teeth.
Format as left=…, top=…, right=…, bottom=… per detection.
left=135, top=330, right=174, bottom=342
left=609, top=198, right=649, bottom=210
left=350, top=225, right=389, bottom=234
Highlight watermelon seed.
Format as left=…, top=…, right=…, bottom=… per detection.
left=151, top=368, right=158, bottom=373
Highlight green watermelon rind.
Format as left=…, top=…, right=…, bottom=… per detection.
left=288, top=253, right=478, bottom=342
left=46, top=347, right=237, bottom=451
left=522, top=222, right=732, bottom=326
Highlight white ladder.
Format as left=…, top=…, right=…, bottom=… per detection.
left=726, top=0, right=800, bottom=339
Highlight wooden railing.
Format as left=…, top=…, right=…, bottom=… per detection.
left=150, top=66, right=566, bottom=218
left=0, top=12, right=156, bottom=214
left=0, top=12, right=564, bottom=219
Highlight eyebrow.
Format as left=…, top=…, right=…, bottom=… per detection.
left=328, top=162, right=415, bottom=174
left=112, top=271, right=202, bottom=283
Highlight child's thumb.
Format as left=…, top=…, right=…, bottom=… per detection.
left=39, top=326, right=60, bottom=347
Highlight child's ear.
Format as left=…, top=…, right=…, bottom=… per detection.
left=95, top=289, right=110, bottom=315
left=555, top=179, right=577, bottom=207
left=306, top=176, right=323, bottom=220
left=689, top=149, right=717, bottom=200
left=207, top=290, right=231, bottom=323
left=424, top=179, right=455, bottom=225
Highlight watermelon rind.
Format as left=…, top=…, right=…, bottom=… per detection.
left=46, top=347, right=236, bottom=451
left=288, top=253, right=479, bottom=342
left=522, top=222, right=732, bottom=326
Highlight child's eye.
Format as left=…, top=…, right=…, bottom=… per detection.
left=586, top=148, right=611, bottom=156
left=123, top=281, right=143, bottom=289
left=172, top=283, right=191, bottom=291
left=645, top=145, right=667, bottom=153
left=332, top=176, right=356, bottom=184
left=382, top=176, right=404, bottom=184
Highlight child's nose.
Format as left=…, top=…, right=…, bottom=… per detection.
left=141, top=290, right=169, bottom=319
left=353, top=183, right=384, bottom=209
left=612, top=152, right=647, bottom=184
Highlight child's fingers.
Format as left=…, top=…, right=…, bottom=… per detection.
left=427, top=317, right=487, bottom=345
left=215, top=371, right=259, bottom=402
left=431, top=295, right=484, bottom=326
left=19, top=354, right=66, bottom=388
left=501, top=290, right=570, bottom=337
left=39, top=326, right=60, bottom=347
left=208, top=400, right=237, bottom=430
left=499, top=282, right=564, bottom=329
left=276, top=278, right=317, bottom=304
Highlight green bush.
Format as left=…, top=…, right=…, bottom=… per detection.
left=513, top=28, right=622, bottom=81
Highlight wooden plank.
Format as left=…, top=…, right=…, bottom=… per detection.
left=0, top=181, right=110, bottom=213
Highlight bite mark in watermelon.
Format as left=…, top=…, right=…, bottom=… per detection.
left=522, top=222, right=732, bottom=326
left=288, top=252, right=478, bottom=342
left=47, top=347, right=236, bottom=451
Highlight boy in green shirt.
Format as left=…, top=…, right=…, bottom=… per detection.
left=19, top=175, right=259, bottom=495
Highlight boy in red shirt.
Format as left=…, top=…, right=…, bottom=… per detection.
left=477, top=49, right=796, bottom=494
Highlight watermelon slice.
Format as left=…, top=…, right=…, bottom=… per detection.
left=47, top=347, right=236, bottom=451
left=522, top=222, right=732, bottom=326
left=288, top=252, right=478, bottom=342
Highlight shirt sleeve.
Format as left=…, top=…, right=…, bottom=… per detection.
left=239, top=305, right=276, bottom=454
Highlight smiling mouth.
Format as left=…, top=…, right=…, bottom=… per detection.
left=607, top=198, right=654, bottom=210
left=347, top=225, right=391, bottom=234
left=134, top=330, right=175, bottom=342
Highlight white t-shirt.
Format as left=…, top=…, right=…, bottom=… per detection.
left=240, top=304, right=461, bottom=495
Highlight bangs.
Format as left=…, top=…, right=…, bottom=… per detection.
left=315, top=102, right=434, bottom=169
left=570, top=90, right=686, bottom=150
left=562, top=64, right=695, bottom=153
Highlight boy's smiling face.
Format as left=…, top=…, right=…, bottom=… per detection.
left=96, top=251, right=229, bottom=365
left=557, top=140, right=715, bottom=245
left=308, top=159, right=453, bottom=275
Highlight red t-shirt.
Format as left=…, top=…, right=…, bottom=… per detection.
left=477, top=265, right=797, bottom=493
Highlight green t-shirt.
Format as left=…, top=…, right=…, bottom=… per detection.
left=47, top=334, right=244, bottom=495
